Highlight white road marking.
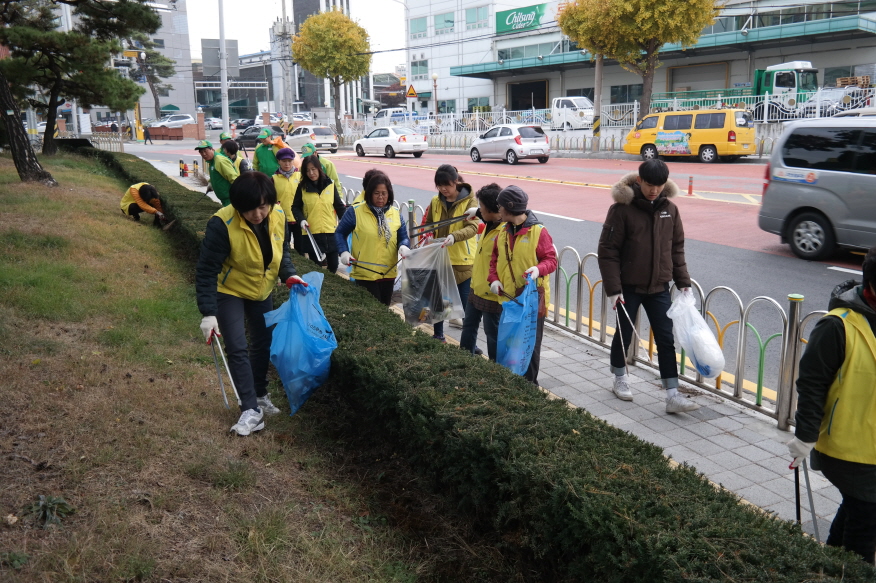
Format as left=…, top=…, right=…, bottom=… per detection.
left=828, top=266, right=862, bottom=275
left=532, top=210, right=584, bottom=222
left=346, top=176, right=361, bottom=180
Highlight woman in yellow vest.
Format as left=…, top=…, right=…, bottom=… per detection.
left=119, top=182, right=173, bottom=229
left=222, top=140, right=250, bottom=173
left=487, top=185, right=557, bottom=385
left=291, top=155, right=346, bottom=273
left=335, top=173, right=410, bottom=305
left=789, top=248, right=876, bottom=563
left=196, top=172, right=306, bottom=436
left=422, top=164, right=479, bottom=343
left=460, top=183, right=504, bottom=360
left=351, top=168, right=386, bottom=206
left=271, top=148, right=300, bottom=250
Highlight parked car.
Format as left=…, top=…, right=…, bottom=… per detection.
left=354, top=127, right=428, bottom=158
left=549, top=96, right=595, bottom=130
left=469, top=124, right=550, bottom=164
left=234, top=119, right=256, bottom=130
left=204, top=117, right=223, bottom=130
left=832, top=106, right=876, bottom=118
left=286, top=125, right=338, bottom=153
left=758, top=117, right=876, bottom=260
left=291, top=112, right=311, bottom=122
left=150, top=114, right=196, bottom=128
left=234, top=125, right=286, bottom=149
left=797, top=86, right=871, bottom=118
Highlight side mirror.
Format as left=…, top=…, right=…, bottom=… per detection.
left=479, top=134, right=485, bottom=139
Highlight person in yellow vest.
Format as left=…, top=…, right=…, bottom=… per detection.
left=119, top=182, right=175, bottom=230
left=487, top=186, right=557, bottom=385
left=195, top=140, right=239, bottom=207
left=789, top=247, right=876, bottom=564
left=301, top=142, right=343, bottom=192
left=421, top=164, right=478, bottom=343
left=292, top=154, right=346, bottom=273
left=196, top=172, right=306, bottom=436
left=222, top=140, right=250, bottom=173
left=253, top=128, right=293, bottom=175
left=350, top=168, right=386, bottom=206
left=271, top=148, right=300, bottom=249
left=335, top=172, right=410, bottom=305
left=460, top=183, right=504, bottom=359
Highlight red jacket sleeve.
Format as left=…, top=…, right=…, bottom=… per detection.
left=535, top=228, right=557, bottom=276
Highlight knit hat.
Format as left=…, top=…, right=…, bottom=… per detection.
left=194, top=139, right=213, bottom=150
left=301, top=142, right=316, bottom=156
left=497, top=185, right=528, bottom=213
left=257, top=128, right=272, bottom=139
left=275, top=147, right=295, bottom=160
left=219, top=131, right=232, bottom=140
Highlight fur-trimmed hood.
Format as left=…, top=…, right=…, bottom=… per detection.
left=611, top=172, right=679, bottom=205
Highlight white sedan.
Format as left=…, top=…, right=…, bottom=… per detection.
left=354, top=127, right=428, bottom=158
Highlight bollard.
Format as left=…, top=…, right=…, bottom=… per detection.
left=408, top=198, right=416, bottom=240
left=193, top=160, right=199, bottom=176
left=179, top=159, right=184, bottom=177
left=688, top=176, right=694, bottom=196
left=777, top=294, right=804, bottom=431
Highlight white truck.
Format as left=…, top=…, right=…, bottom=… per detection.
left=549, top=96, right=595, bottom=130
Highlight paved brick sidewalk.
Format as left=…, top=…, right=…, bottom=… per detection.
left=439, top=318, right=837, bottom=538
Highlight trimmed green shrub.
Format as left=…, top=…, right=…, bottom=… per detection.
left=84, top=149, right=876, bottom=582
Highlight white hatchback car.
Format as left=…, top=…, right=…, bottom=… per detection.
left=354, top=127, right=428, bottom=158
left=287, top=125, right=338, bottom=153
left=469, top=124, right=550, bottom=164
left=150, top=114, right=196, bottom=128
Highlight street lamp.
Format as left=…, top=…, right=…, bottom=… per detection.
left=432, top=72, right=438, bottom=116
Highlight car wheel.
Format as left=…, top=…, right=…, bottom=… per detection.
left=788, top=212, right=836, bottom=261
left=538, top=157, right=549, bottom=164
left=385, top=145, right=395, bottom=158
left=470, top=148, right=481, bottom=163
left=356, top=145, right=364, bottom=157
left=413, top=152, right=423, bottom=158
left=641, top=144, right=658, bottom=161
left=505, top=150, right=518, bottom=165
left=698, top=145, right=718, bottom=163
left=330, top=149, right=337, bottom=154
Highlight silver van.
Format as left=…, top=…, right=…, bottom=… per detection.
left=758, top=118, right=876, bottom=260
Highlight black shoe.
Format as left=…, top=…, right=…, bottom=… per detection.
left=474, top=346, right=483, bottom=356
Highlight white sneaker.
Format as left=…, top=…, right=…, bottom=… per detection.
left=666, top=394, right=700, bottom=414
left=449, top=318, right=464, bottom=328
left=230, top=408, right=265, bottom=436
left=257, top=395, right=281, bottom=415
left=612, top=375, right=633, bottom=401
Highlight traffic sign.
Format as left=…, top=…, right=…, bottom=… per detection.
left=405, top=85, right=418, bottom=98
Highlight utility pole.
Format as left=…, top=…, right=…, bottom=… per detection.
left=218, top=0, right=230, bottom=131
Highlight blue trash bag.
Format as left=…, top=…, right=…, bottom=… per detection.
left=263, top=271, right=338, bottom=415
left=497, top=276, right=539, bottom=376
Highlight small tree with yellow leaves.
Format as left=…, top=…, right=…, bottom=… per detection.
left=292, top=9, right=371, bottom=134
left=558, top=0, right=720, bottom=118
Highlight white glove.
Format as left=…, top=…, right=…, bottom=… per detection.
left=441, top=234, right=455, bottom=248
left=680, top=287, right=693, bottom=297
left=340, top=251, right=352, bottom=266
left=398, top=245, right=411, bottom=259
left=787, top=437, right=816, bottom=468
left=200, top=316, right=220, bottom=344
left=299, top=219, right=309, bottom=230
left=155, top=211, right=165, bottom=220
left=524, top=266, right=539, bottom=280
left=463, top=207, right=478, bottom=220
left=490, top=280, right=503, bottom=296
left=607, top=293, right=624, bottom=309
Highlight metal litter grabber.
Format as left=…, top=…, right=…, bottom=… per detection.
left=210, top=331, right=241, bottom=408
left=616, top=299, right=642, bottom=363
left=410, top=214, right=470, bottom=239
left=791, top=459, right=822, bottom=543
left=303, top=224, right=326, bottom=263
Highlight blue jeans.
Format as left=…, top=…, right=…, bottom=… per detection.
left=434, top=278, right=471, bottom=338
left=215, top=293, right=274, bottom=412
left=460, top=299, right=499, bottom=360
left=609, top=285, right=678, bottom=388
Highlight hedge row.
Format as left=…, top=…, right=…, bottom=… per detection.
left=82, top=147, right=876, bottom=582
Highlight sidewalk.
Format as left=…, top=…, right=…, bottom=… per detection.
left=135, top=148, right=833, bottom=539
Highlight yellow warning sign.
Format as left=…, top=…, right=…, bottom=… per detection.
left=405, top=85, right=418, bottom=98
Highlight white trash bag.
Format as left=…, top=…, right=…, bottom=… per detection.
left=666, top=291, right=725, bottom=379
left=400, top=240, right=464, bottom=326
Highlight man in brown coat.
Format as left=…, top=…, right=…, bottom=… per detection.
left=597, top=159, right=700, bottom=414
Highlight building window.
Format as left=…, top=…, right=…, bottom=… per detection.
left=410, top=17, right=427, bottom=39
left=566, top=88, right=595, bottom=100
left=466, top=6, right=489, bottom=30
left=151, top=38, right=165, bottom=48
left=467, top=97, right=490, bottom=112
left=610, top=84, right=643, bottom=104
left=434, top=12, right=454, bottom=34
left=497, top=42, right=556, bottom=61
left=410, top=59, right=428, bottom=81
left=438, top=99, right=456, bottom=114
left=158, top=87, right=170, bottom=97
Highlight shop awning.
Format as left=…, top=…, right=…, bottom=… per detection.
left=160, top=104, right=180, bottom=111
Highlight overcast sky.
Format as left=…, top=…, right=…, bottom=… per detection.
left=184, top=0, right=407, bottom=73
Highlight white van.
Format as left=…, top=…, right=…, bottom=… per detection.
left=550, top=96, right=595, bottom=130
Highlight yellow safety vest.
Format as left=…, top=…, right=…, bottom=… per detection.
left=816, top=307, right=876, bottom=464
left=352, top=190, right=365, bottom=205
left=427, top=194, right=476, bottom=266
left=214, top=204, right=287, bottom=302
left=120, top=182, right=149, bottom=214
left=273, top=172, right=300, bottom=221
left=301, top=182, right=337, bottom=234
left=232, top=156, right=244, bottom=173
left=471, top=224, right=504, bottom=301
left=495, top=223, right=551, bottom=308
left=350, top=205, right=400, bottom=281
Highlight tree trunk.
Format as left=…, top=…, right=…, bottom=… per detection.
left=0, top=69, right=57, bottom=186
left=637, top=41, right=660, bottom=121
left=40, top=87, right=63, bottom=156
left=149, top=78, right=161, bottom=120
left=332, top=78, right=342, bottom=140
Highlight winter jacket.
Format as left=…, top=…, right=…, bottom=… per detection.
left=598, top=173, right=690, bottom=295
left=208, top=152, right=239, bottom=207
left=795, top=280, right=876, bottom=502
left=423, top=183, right=478, bottom=284
left=291, top=176, right=346, bottom=234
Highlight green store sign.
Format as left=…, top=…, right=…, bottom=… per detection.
left=496, top=3, right=549, bottom=34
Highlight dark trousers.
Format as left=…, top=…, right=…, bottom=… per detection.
left=306, top=232, right=338, bottom=273
left=610, top=285, right=678, bottom=387
left=126, top=202, right=161, bottom=226
left=355, top=278, right=395, bottom=306
left=215, top=292, right=274, bottom=412
left=460, top=299, right=499, bottom=360
left=434, top=278, right=471, bottom=338
left=524, top=316, right=545, bottom=385
left=827, top=495, right=876, bottom=564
